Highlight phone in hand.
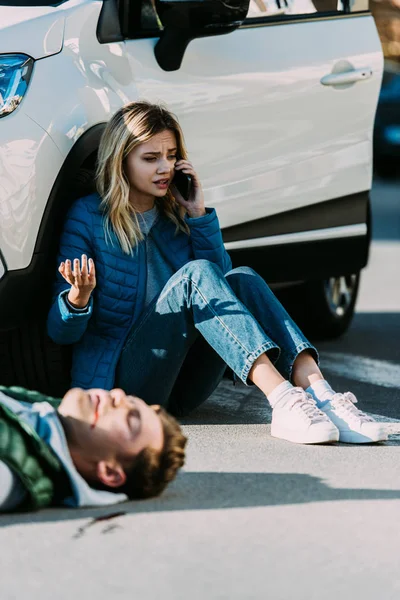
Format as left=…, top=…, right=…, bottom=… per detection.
left=173, top=167, right=192, bottom=201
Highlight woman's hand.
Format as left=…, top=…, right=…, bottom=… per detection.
left=171, top=159, right=206, bottom=218
left=58, top=254, right=96, bottom=309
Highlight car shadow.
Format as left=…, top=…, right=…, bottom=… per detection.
left=2, top=470, right=400, bottom=532
left=316, top=312, right=400, bottom=365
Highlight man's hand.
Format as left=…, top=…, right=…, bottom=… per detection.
left=59, top=254, right=96, bottom=309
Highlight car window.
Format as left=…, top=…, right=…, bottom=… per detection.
left=246, top=0, right=369, bottom=21
left=129, top=0, right=369, bottom=38
left=140, top=0, right=162, bottom=31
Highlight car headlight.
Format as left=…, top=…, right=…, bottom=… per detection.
left=0, top=54, right=34, bottom=119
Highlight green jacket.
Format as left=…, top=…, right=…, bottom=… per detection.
left=0, top=386, right=72, bottom=511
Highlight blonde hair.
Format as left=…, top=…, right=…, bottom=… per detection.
left=96, top=101, right=190, bottom=254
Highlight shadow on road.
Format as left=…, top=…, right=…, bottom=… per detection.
left=2, top=471, right=400, bottom=531
left=317, top=312, right=400, bottom=364
left=182, top=312, right=400, bottom=425
left=370, top=176, right=400, bottom=241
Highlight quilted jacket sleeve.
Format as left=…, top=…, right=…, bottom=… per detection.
left=185, top=208, right=232, bottom=274
left=46, top=199, right=95, bottom=345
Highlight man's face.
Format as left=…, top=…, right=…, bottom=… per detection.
left=58, top=388, right=164, bottom=487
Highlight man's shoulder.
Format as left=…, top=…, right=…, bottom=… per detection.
left=0, top=389, right=70, bottom=510
left=0, top=386, right=62, bottom=409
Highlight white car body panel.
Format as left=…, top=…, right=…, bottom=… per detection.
left=0, top=0, right=382, bottom=272
left=125, top=16, right=382, bottom=229
left=24, top=3, right=134, bottom=154
left=0, top=113, right=63, bottom=270
left=0, top=7, right=64, bottom=58
left=0, top=3, right=134, bottom=270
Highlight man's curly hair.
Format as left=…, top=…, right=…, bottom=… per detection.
left=120, top=406, right=187, bottom=499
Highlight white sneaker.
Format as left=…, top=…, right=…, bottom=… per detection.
left=320, top=392, right=388, bottom=444
left=271, top=387, right=339, bottom=444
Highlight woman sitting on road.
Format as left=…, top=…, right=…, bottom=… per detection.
left=47, top=101, right=387, bottom=446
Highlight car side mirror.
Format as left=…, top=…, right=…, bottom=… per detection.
left=154, top=0, right=249, bottom=71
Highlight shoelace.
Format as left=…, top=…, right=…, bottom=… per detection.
left=288, top=388, right=327, bottom=423
left=330, top=392, right=374, bottom=423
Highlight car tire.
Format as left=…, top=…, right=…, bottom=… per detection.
left=0, top=166, right=96, bottom=396
left=0, top=319, right=71, bottom=397
left=374, top=158, right=398, bottom=179
left=275, top=273, right=360, bottom=341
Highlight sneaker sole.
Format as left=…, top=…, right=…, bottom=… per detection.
left=339, top=430, right=388, bottom=444
left=271, top=424, right=339, bottom=445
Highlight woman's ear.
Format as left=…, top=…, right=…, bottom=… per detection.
left=96, top=460, right=126, bottom=488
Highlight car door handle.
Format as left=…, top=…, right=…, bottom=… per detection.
left=320, top=68, right=373, bottom=86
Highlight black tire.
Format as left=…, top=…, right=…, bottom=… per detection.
left=0, top=166, right=95, bottom=396
left=374, top=158, right=398, bottom=180
left=275, top=273, right=360, bottom=341
left=0, top=319, right=71, bottom=396
left=70, top=167, right=97, bottom=199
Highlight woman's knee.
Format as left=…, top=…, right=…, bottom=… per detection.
left=224, top=265, right=274, bottom=299
left=225, top=265, right=266, bottom=287
left=181, top=259, right=222, bottom=278
left=225, top=265, right=259, bottom=279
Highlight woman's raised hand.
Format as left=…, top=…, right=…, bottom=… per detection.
left=172, top=159, right=206, bottom=219
left=58, top=254, right=96, bottom=309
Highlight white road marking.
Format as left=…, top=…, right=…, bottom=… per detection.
left=368, top=414, right=400, bottom=436
left=215, top=355, right=400, bottom=435
left=320, top=351, right=400, bottom=390
left=356, top=241, right=400, bottom=312
left=320, top=351, right=400, bottom=433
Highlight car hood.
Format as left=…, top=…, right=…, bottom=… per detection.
left=0, top=6, right=64, bottom=59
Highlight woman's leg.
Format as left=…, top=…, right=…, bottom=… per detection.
left=291, top=349, right=324, bottom=389
left=225, top=267, right=387, bottom=443
left=115, top=259, right=279, bottom=413
left=167, top=335, right=227, bottom=417
left=224, top=266, right=319, bottom=382
left=116, top=259, right=337, bottom=443
left=246, top=349, right=339, bottom=444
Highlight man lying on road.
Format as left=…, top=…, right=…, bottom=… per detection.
left=0, top=385, right=186, bottom=512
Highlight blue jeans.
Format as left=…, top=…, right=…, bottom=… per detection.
left=115, top=260, right=318, bottom=417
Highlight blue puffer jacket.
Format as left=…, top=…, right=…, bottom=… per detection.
left=47, top=193, right=232, bottom=390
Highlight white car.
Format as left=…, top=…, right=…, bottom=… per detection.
left=0, top=0, right=382, bottom=393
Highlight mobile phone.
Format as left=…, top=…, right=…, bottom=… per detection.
left=173, top=168, right=192, bottom=201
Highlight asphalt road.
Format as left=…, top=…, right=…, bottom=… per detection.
left=2, top=177, right=400, bottom=600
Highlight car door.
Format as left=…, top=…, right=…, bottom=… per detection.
left=123, top=0, right=382, bottom=232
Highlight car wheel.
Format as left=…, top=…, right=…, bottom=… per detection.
left=0, top=319, right=71, bottom=397
left=276, top=273, right=360, bottom=340
left=374, top=158, right=398, bottom=179
left=0, top=165, right=95, bottom=396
